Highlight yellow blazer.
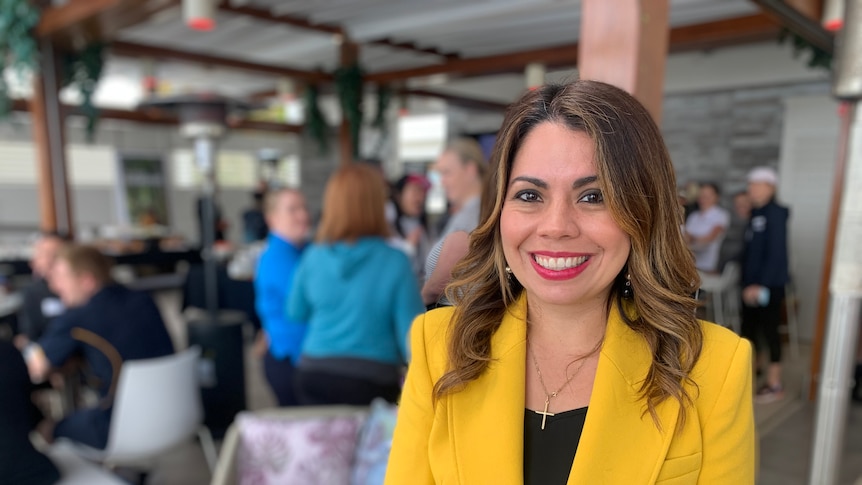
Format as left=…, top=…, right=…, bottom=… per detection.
left=385, top=295, right=755, bottom=484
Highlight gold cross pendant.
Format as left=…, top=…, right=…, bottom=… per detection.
left=535, top=395, right=555, bottom=430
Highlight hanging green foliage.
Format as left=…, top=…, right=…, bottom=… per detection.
left=334, top=63, right=364, bottom=159
left=779, top=28, right=832, bottom=71
left=304, top=84, right=329, bottom=154
left=63, top=42, right=106, bottom=142
left=0, top=0, right=41, bottom=118
left=370, top=83, right=393, bottom=158
left=371, top=83, right=392, bottom=130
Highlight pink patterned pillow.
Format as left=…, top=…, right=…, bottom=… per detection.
left=236, top=413, right=364, bottom=485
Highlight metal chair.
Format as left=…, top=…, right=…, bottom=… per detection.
left=698, top=262, right=742, bottom=333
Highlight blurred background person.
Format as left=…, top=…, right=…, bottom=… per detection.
left=718, top=191, right=752, bottom=273
left=14, top=232, right=67, bottom=350
left=741, top=166, right=789, bottom=404
left=0, top=340, right=60, bottom=485
left=288, top=164, right=424, bottom=405
left=254, top=188, right=310, bottom=406
left=422, top=137, right=486, bottom=307
left=684, top=182, right=729, bottom=273
left=386, top=173, right=431, bottom=282
left=679, top=180, right=700, bottom=220
left=242, top=184, right=269, bottom=243
left=24, top=245, right=174, bottom=449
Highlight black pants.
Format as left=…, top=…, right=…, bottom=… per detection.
left=53, top=407, right=111, bottom=449
left=294, top=369, right=400, bottom=406
left=263, top=352, right=299, bottom=406
left=741, top=287, right=785, bottom=364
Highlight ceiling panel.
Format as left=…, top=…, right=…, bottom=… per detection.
left=99, top=0, right=770, bottom=110
left=121, top=0, right=759, bottom=76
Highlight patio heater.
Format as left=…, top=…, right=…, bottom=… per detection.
left=139, top=93, right=253, bottom=437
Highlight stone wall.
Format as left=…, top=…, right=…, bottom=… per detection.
left=662, top=80, right=831, bottom=202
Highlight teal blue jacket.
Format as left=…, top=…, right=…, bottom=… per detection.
left=288, top=237, right=424, bottom=365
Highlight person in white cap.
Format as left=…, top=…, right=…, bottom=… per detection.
left=741, top=166, right=790, bottom=403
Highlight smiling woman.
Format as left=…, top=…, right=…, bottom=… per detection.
left=501, top=125, right=631, bottom=308
left=385, top=80, right=755, bottom=485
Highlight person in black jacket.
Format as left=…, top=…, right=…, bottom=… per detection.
left=0, top=340, right=61, bottom=485
left=24, top=245, right=174, bottom=449
left=740, top=166, right=789, bottom=404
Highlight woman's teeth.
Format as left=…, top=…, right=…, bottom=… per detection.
left=533, top=255, right=588, bottom=271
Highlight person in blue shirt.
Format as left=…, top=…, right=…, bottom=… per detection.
left=289, top=164, right=425, bottom=405
left=25, top=244, right=174, bottom=449
left=254, top=188, right=310, bottom=406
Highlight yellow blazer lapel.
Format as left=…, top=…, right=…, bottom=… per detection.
left=568, top=303, right=681, bottom=484
left=449, top=296, right=527, bottom=485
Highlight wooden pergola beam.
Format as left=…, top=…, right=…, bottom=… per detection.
left=366, top=43, right=577, bottom=84
left=784, top=0, right=824, bottom=21
left=36, top=0, right=119, bottom=37
left=111, top=40, right=333, bottom=83
left=37, top=0, right=180, bottom=43
left=752, top=0, right=833, bottom=53
left=668, top=12, right=781, bottom=51
left=402, top=89, right=508, bottom=112
left=11, top=99, right=304, bottom=134
left=369, top=37, right=460, bottom=60
left=366, top=12, right=780, bottom=83
left=219, top=3, right=344, bottom=35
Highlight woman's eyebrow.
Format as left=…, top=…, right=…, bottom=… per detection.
left=572, top=175, right=598, bottom=189
left=508, top=174, right=598, bottom=190
left=509, top=176, right=546, bottom=189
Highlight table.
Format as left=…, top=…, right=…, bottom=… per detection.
left=0, top=292, right=22, bottom=318
left=182, top=263, right=260, bottom=329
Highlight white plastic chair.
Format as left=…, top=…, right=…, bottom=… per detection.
left=61, top=347, right=217, bottom=474
left=698, top=261, right=741, bottom=333
left=47, top=441, right=127, bottom=485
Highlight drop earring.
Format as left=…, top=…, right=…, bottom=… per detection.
left=622, top=273, right=633, bottom=299
left=505, top=265, right=513, bottom=280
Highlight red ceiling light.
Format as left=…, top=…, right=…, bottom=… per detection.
left=822, top=0, right=844, bottom=31
left=184, top=0, right=216, bottom=31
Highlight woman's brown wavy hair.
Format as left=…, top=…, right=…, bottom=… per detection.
left=436, top=80, right=703, bottom=428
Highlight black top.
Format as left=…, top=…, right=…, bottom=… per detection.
left=742, top=198, right=789, bottom=289
left=524, top=406, right=588, bottom=485
left=17, top=277, right=64, bottom=341
left=38, top=284, right=174, bottom=398
left=0, top=341, right=61, bottom=485
left=242, top=208, right=268, bottom=242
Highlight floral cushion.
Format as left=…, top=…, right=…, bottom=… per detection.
left=236, top=412, right=365, bottom=485
left=350, top=399, right=399, bottom=485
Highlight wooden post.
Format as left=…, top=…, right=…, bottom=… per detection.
left=786, top=0, right=824, bottom=21
left=339, top=40, right=359, bottom=166
left=31, top=40, right=74, bottom=237
left=578, top=0, right=670, bottom=123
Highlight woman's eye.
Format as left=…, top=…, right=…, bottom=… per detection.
left=514, top=190, right=541, bottom=202
left=579, top=191, right=603, bottom=204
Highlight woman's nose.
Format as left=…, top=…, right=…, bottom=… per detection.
left=537, top=200, right=579, bottom=239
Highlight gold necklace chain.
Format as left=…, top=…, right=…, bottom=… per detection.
left=527, top=337, right=603, bottom=430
